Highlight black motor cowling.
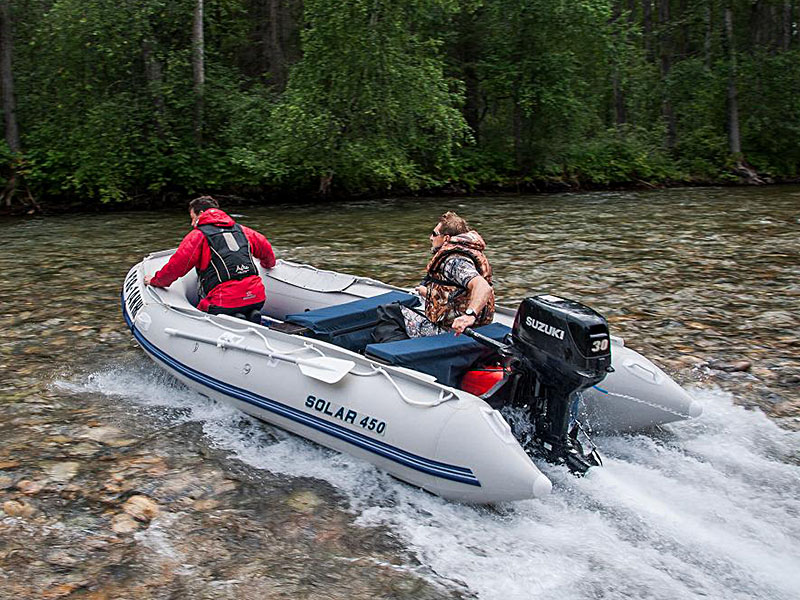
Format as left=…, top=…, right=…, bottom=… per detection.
left=508, top=295, right=612, bottom=472
left=512, top=294, right=611, bottom=395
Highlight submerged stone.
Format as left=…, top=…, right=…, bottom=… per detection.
left=192, top=498, right=220, bottom=511
left=79, top=425, right=137, bottom=447
left=110, top=513, right=141, bottom=534
left=45, top=461, right=81, bottom=482
left=123, top=495, right=160, bottom=522
left=16, top=479, right=45, bottom=495
left=287, top=490, right=323, bottom=514
left=45, top=550, right=79, bottom=568
left=2, top=499, right=37, bottom=518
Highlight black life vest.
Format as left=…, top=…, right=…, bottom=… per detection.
left=196, top=223, right=258, bottom=296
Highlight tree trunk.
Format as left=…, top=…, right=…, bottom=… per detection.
left=251, top=0, right=300, bottom=88
left=657, top=0, right=676, bottom=149
left=267, top=0, right=287, bottom=89
left=454, top=8, right=483, bottom=139
left=142, top=39, right=166, bottom=138
left=1, top=0, right=19, bottom=154
left=612, top=73, right=627, bottom=126
left=642, top=0, right=653, bottom=58
left=750, top=1, right=762, bottom=49
left=724, top=6, right=741, bottom=156
left=318, top=171, right=333, bottom=195
left=612, top=2, right=626, bottom=126
left=192, top=0, right=205, bottom=144
left=1, top=0, right=20, bottom=208
left=782, top=2, right=792, bottom=50
left=704, top=2, right=714, bottom=69
left=677, top=0, right=688, bottom=58
left=512, top=101, right=523, bottom=171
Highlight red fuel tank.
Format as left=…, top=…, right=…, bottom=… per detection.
left=460, top=366, right=506, bottom=396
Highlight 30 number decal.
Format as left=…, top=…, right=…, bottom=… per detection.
left=591, top=338, right=610, bottom=353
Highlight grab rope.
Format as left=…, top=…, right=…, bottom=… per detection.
left=592, top=386, right=693, bottom=420
left=144, top=284, right=320, bottom=357
left=143, top=281, right=455, bottom=404
left=351, top=364, right=456, bottom=407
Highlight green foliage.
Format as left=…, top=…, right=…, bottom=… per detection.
left=738, top=51, right=800, bottom=177
left=3, top=0, right=800, bottom=204
left=237, top=0, right=469, bottom=193
left=556, top=126, right=682, bottom=185
left=12, top=0, right=245, bottom=202
left=464, top=0, right=619, bottom=172
left=666, top=58, right=729, bottom=179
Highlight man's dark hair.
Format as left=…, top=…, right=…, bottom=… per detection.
left=438, top=211, right=469, bottom=236
left=188, top=195, right=219, bottom=213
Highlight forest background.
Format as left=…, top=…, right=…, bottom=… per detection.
left=1, top=0, right=798, bottom=208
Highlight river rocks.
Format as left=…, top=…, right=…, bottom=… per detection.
left=79, top=425, right=137, bottom=447
left=758, top=310, right=796, bottom=327
left=45, top=461, right=81, bottom=482
left=192, top=498, right=219, bottom=511
left=3, top=499, right=37, bottom=518
left=46, top=435, right=75, bottom=444
left=41, top=581, right=88, bottom=599
left=751, top=366, right=778, bottom=380
left=110, top=513, right=141, bottom=534
left=2, top=191, right=799, bottom=600
left=68, top=442, right=103, bottom=457
left=16, top=479, right=45, bottom=495
left=122, top=495, right=160, bottom=522
left=46, top=550, right=80, bottom=568
left=771, top=399, right=800, bottom=418
left=708, top=359, right=752, bottom=372
left=0, top=370, right=458, bottom=599
left=287, top=490, right=323, bottom=513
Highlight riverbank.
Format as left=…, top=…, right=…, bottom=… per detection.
left=3, top=173, right=798, bottom=217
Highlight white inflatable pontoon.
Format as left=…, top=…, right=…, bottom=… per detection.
left=122, top=252, right=702, bottom=504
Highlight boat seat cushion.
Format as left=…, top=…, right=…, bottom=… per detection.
left=365, top=322, right=511, bottom=387
left=284, top=291, right=420, bottom=352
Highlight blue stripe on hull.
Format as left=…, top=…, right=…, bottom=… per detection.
left=121, top=295, right=481, bottom=486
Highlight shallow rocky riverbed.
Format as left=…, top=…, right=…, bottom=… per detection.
left=1, top=187, right=798, bottom=598
left=0, top=384, right=459, bottom=599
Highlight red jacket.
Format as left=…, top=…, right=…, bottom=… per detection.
left=150, top=208, right=276, bottom=311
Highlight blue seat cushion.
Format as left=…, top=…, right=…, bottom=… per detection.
left=365, top=322, right=511, bottom=387
left=284, top=291, right=420, bottom=352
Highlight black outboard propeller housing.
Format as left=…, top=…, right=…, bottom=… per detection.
left=487, top=294, right=612, bottom=473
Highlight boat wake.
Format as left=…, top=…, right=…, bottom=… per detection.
left=56, top=362, right=800, bottom=600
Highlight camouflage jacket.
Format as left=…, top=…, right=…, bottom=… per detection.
left=423, top=230, right=495, bottom=327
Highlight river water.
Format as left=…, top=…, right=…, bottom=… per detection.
left=1, top=186, right=799, bottom=599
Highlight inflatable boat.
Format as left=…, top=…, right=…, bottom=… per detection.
left=121, top=251, right=702, bottom=503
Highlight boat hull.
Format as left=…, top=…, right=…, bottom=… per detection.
left=123, top=263, right=551, bottom=503
left=122, top=253, right=701, bottom=503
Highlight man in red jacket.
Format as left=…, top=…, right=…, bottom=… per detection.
left=144, top=196, right=276, bottom=321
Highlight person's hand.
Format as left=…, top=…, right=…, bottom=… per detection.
left=451, top=314, right=476, bottom=335
left=144, top=275, right=153, bottom=286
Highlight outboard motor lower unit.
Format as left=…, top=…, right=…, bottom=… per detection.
left=481, top=294, right=612, bottom=473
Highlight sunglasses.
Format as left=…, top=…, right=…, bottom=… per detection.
left=430, top=229, right=442, bottom=237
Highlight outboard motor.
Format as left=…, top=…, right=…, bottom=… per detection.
left=479, top=294, right=612, bottom=473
